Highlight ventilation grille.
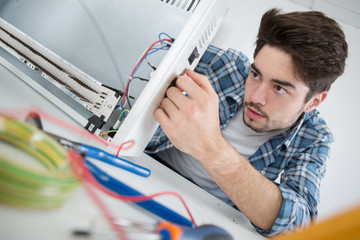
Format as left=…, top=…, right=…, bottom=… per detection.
left=160, top=0, right=200, bottom=12
left=198, top=16, right=217, bottom=50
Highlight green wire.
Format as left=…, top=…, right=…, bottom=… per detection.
left=0, top=114, right=78, bottom=209
left=2, top=118, right=67, bottom=169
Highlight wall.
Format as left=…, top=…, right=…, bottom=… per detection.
left=289, top=0, right=360, bottom=28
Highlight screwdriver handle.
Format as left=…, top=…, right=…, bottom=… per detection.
left=79, top=144, right=151, bottom=177
left=155, top=222, right=233, bottom=240
left=182, top=224, right=233, bottom=240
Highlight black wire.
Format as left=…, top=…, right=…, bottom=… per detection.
left=126, top=77, right=150, bottom=109
left=124, top=41, right=167, bottom=109
left=147, top=61, right=157, bottom=71
left=126, top=86, right=132, bottom=109
left=132, top=76, right=149, bottom=82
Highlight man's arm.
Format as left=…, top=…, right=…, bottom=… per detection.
left=154, top=69, right=282, bottom=230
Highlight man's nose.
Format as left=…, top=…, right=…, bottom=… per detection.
left=250, top=84, right=267, bottom=106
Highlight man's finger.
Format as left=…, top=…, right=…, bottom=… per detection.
left=185, top=69, right=214, bottom=94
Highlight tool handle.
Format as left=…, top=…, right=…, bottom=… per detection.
left=155, top=223, right=233, bottom=240
left=181, top=225, right=233, bottom=240
left=86, top=160, right=194, bottom=228
left=79, top=144, right=151, bottom=177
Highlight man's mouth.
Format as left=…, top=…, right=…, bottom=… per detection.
left=246, top=106, right=266, bottom=120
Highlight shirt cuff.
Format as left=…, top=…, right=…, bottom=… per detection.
left=254, top=184, right=313, bottom=236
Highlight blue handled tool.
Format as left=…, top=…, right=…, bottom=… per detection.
left=155, top=222, right=233, bottom=240
left=25, top=111, right=151, bottom=178
left=74, top=218, right=233, bottom=240
left=59, top=138, right=151, bottom=177
left=112, top=218, right=234, bottom=240
left=85, top=159, right=194, bottom=228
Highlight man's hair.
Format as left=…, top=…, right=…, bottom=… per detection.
left=254, top=8, right=348, bottom=102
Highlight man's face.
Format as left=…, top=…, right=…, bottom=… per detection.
left=243, top=45, right=311, bottom=132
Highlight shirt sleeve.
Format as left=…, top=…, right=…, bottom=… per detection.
left=255, top=129, right=332, bottom=236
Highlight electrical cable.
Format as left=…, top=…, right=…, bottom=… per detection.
left=0, top=114, right=78, bottom=208
left=124, top=77, right=150, bottom=110
left=125, top=78, right=133, bottom=109
left=99, top=109, right=129, bottom=137
left=118, top=109, right=130, bottom=121
left=99, top=129, right=118, bottom=137
left=120, top=36, right=174, bottom=108
left=69, top=149, right=198, bottom=229
left=69, top=149, right=128, bottom=240
left=158, top=32, right=174, bottom=45
left=0, top=109, right=198, bottom=238
left=147, top=61, right=157, bottom=71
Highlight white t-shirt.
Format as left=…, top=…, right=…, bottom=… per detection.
left=156, top=108, right=286, bottom=203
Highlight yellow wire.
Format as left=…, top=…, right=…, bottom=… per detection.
left=0, top=114, right=78, bottom=209
left=100, top=129, right=118, bottom=137
left=99, top=109, right=130, bottom=137
left=119, top=109, right=130, bottom=120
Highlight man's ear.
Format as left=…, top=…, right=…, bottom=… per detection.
left=304, top=91, right=328, bottom=112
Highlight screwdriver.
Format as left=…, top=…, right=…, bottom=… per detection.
left=73, top=220, right=233, bottom=240
left=114, top=218, right=234, bottom=240
left=155, top=222, right=233, bottom=240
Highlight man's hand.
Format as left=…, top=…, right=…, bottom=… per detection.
left=154, top=69, right=225, bottom=161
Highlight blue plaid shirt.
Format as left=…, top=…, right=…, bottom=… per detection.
left=146, top=45, right=333, bottom=236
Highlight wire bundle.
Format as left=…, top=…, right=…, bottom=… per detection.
left=0, top=114, right=78, bottom=208
left=120, top=32, right=174, bottom=109
left=102, top=33, right=174, bottom=137
left=0, top=109, right=197, bottom=239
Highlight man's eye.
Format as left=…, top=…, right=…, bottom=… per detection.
left=251, top=70, right=260, bottom=80
left=275, top=85, right=287, bottom=95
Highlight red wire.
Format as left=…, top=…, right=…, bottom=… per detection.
left=2, top=107, right=198, bottom=235
left=68, top=150, right=128, bottom=240
left=82, top=165, right=198, bottom=228
left=68, top=149, right=198, bottom=239
left=115, top=139, right=197, bottom=227
left=4, top=107, right=130, bottom=154
left=121, top=38, right=172, bottom=106
left=116, top=140, right=135, bottom=157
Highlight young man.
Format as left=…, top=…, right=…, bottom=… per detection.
left=146, top=9, right=348, bottom=236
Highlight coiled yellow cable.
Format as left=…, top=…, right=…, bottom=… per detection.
left=0, top=114, right=78, bottom=208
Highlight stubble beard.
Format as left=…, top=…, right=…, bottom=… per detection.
left=243, top=101, right=305, bottom=133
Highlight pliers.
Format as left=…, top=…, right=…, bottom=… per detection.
left=25, top=112, right=151, bottom=178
